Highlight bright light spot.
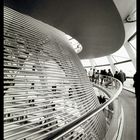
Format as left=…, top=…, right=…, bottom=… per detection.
left=65, top=34, right=83, bottom=53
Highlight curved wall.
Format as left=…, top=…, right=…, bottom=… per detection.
left=4, top=7, right=106, bottom=140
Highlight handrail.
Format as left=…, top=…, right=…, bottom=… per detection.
left=104, top=98, right=120, bottom=140
left=43, top=75, right=123, bottom=140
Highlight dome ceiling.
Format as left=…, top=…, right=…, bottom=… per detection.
left=4, top=0, right=125, bottom=59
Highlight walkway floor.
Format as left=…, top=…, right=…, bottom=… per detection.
left=123, top=78, right=135, bottom=93
left=118, top=89, right=136, bottom=140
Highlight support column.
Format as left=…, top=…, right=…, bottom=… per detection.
left=124, top=42, right=136, bottom=69
left=107, top=55, right=116, bottom=75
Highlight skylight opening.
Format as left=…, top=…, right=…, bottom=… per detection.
left=65, top=34, right=83, bottom=53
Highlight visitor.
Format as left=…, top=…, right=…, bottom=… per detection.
left=104, top=69, right=113, bottom=88
left=117, top=70, right=126, bottom=84
left=114, top=71, right=119, bottom=80
left=100, top=70, right=104, bottom=85
left=94, top=70, right=100, bottom=84
left=92, top=69, right=96, bottom=82
left=88, top=68, right=93, bottom=82
left=102, top=69, right=108, bottom=82
left=107, top=69, right=113, bottom=77
left=114, top=71, right=119, bottom=88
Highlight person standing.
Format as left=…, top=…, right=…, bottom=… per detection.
left=105, top=69, right=113, bottom=88
left=117, top=70, right=126, bottom=84
left=92, top=69, right=96, bottom=82
left=94, top=70, right=100, bottom=84
left=102, top=69, right=107, bottom=82
left=100, top=70, right=104, bottom=85
left=88, top=68, right=93, bottom=82
left=114, top=71, right=119, bottom=80
left=107, top=69, right=113, bottom=77
left=114, top=71, right=119, bottom=88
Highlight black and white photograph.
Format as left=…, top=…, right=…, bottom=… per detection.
left=3, top=0, right=137, bottom=140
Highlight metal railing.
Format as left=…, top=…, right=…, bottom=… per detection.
left=40, top=75, right=123, bottom=140
left=92, top=74, right=123, bottom=140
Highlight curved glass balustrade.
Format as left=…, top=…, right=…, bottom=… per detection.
left=48, top=75, right=123, bottom=140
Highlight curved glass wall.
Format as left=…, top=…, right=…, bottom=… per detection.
left=128, top=35, right=136, bottom=56
left=80, top=59, right=92, bottom=67
left=115, top=62, right=136, bottom=77
left=111, top=46, right=130, bottom=63
left=81, top=35, right=136, bottom=78
left=94, top=57, right=110, bottom=66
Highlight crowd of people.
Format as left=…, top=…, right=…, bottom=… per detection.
left=87, top=68, right=126, bottom=87
left=86, top=67, right=137, bottom=101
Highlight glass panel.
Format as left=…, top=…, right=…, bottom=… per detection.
left=129, top=43, right=136, bottom=56
left=129, top=36, right=136, bottom=49
left=111, top=46, right=130, bottom=62
left=94, top=56, right=110, bottom=65
left=115, top=62, right=136, bottom=77
left=81, top=59, right=92, bottom=67
left=112, top=56, right=130, bottom=62
left=123, top=78, right=135, bottom=92
left=129, top=36, right=136, bottom=56
left=111, top=56, right=118, bottom=63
